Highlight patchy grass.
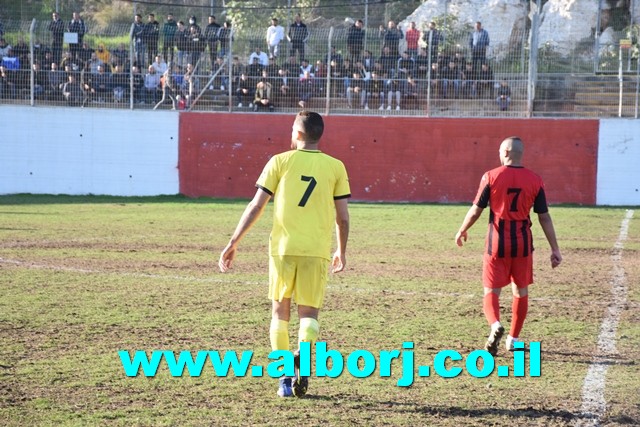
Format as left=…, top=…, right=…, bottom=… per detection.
left=0, top=196, right=638, bottom=426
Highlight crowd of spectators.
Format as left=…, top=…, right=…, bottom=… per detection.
left=0, top=13, right=513, bottom=112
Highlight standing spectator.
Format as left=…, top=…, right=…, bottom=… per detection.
left=455, top=136, right=562, bottom=355
left=218, top=21, right=233, bottom=59
left=422, top=21, right=443, bottom=64
left=266, top=18, right=285, bottom=60
left=496, top=80, right=511, bottom=111
left=144, top=14, right=160, bottom=68
left=174, top=21, right=189, bottom=70
left=249, top=45, right=269, bottom=67
left=132, top=14, right=145, bottom=68
left=379, top=20, right=403, bottom=57
left=346, top=19, right=365, bottom=63
left=404, top=21, right=420, bottom=58
left=218, top=111, right=350, bottom=398
left=205, top=15, right=221, bottom=68
left=188, top=24, right=205, bottom=67
left=68, top=12, right=87, bottom=61
left=162, top=14, right=177, bottom=65
left=469, top=21, right=490, bottom=68
left=49, top=12, right=65, bottom=65
left=288, top=14, right=309, bottom=60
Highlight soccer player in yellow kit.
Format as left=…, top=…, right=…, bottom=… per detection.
left=219, top=111, right=351, bottom=398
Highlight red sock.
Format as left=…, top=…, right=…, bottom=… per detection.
left=483, top=293, right=500, bottom=325
left=510, top=295, right=529, bottom=338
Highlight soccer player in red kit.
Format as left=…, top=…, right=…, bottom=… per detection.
left=455, top=136, right=562, bottom=355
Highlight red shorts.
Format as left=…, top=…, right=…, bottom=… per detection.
left=483, top=254, right=533, bottom=289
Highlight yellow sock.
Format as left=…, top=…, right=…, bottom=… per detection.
left=269, top=319, right=289, bottom=351
left=298, top=317, right=319, bottom=344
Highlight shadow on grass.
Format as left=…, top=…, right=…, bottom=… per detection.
left=0, top=194, right=250, bottom=205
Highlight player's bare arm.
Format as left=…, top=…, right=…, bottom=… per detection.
left=332, top=198, right=350, bottom=273
left=455, top=204, right=484, bottom=247
left=219, top=189, right=271, bottom=272
left=537, top=212, right=562, bottom=268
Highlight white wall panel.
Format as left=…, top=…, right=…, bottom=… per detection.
left=597, top=120, right=640, bottom=206
left=0, top=106, right=179, bottom=196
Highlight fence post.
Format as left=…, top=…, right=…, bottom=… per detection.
left=29, top=19, right=36, bottom=106
left=129, top=23, right=135, bottom=110
left=527, top=0, right=541, bottom=118
left=325, top=27, right=333, bottom=116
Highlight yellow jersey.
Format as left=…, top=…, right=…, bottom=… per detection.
left=256, top=149, right=351, bottom=260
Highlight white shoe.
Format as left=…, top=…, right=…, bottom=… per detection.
left=220, top=85, right=225, bottom=91
left=378, top=105, right=384, bottom=110
left=484, top=323, right=505, bottom=356
left=238, top=102, right=243, bottom=107
left=505, top=335, right=522, bottom=351
left=386, top=105, right=392, bottom=111
left=364, top=104, right=369, bottom=110
left=395, top=106, right=400, bottom=111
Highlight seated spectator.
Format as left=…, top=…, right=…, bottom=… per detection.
left=329, top=58, right=345, bottom=97
left=252, top=80, right=274, bottom=112
left=152, top=54, right=168, bottom=75
left=248, top=45, right=269, bottom=67
left=1, top=48, right=20, bottom=70
left=179, top=63, right=200, bottom=105
left=62, top=72, right=84, bottom=106
left=496, top=80, right=511, bottom=111
left=283, top=55, right=299, bottom=76
left=265, top=57, right=279, bottom=78
left=298, top=58, right=313, bottom=78
left=47, top=62, right=66, bottom=101
left=476, top=62, right=494, bottom=98
left=110, top=64, right=129, bottom=102
left=396, top=51, right=415, bottom=81
left=95, top=44, right=111, bottom=65
left=314, top=59, right=327, bottom=94
left=378, top=46, right=398, bottom=78
left=0, top=38, right=11, bottom=60
left=246, top=56, right=263, bottom=86
left=77, top=42, right=94, bottom=64
left=82, top=64, right=111, bottom=105
left=460, top=63, right=477, bottom=98
left=385, top=75, right=405, bottom=111
left=404, top=74, right=422, bottom=108
left=32, top=62, right=49, bottom=99
left=429, top=62, right=442, bottom=98
left=86, top=52, right=106, bottom=74
left=368, top=70, right=386, bottom=110
left=159, top=67, right=178, bottom=109
left=297, top=69, right=314, bottom=108
left=0, top=65, right=17, bottom=99
left=441, top=60, right=461, bottom=99
left=131, top=65, right=145, bottom=103
left=60, top=51, right=80, bottom=72
left=346, top=70, right=368, bottom=110
left=274, top=67, right=293, bottom=105
left=143, top=64, right=161, bottom=104
left=211, top=56, right=228, bottom=90
left=235, top=71, right=254, bottom=107
left=111, top=43, right=129, bottom=69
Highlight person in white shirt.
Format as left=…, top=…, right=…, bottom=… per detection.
left=151, top=54, right=168, bottom=75
left=266, top=18, right=285, bottom=60
left=248, top=46, right=269, bottom=66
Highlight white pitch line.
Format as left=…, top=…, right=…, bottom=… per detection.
left=576, top=209, right=634, bottom=427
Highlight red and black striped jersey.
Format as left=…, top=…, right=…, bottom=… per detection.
left=473, top=165, right=548, bottom=258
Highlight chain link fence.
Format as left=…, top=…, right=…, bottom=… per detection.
left=1, top=8, right=639, bottom=118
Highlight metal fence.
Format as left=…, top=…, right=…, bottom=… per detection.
left=1, top=16, right=639, bottom=118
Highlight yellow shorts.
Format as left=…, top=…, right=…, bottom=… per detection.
left=268, top=255, right=329, bottom=308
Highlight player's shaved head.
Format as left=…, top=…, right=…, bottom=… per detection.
left=294, top=111, right=324, bottom=143
left=499, top=136, right=524, bottom=165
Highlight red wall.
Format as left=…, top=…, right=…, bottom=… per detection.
left=179, top=113, right=598, bottom=204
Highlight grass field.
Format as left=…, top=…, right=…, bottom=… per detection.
left=0, top=195, right=638, bottom=426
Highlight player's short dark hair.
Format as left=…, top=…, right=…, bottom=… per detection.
left=295, top=111, right=324, bottom=142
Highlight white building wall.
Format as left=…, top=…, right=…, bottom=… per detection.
left=0, top=106, right=179, bottom=196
